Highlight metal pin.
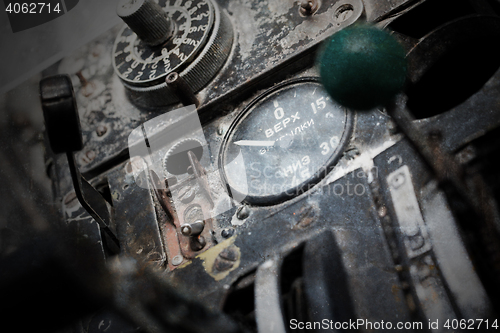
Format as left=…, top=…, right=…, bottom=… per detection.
left=181, top=219, right=205, bottom=236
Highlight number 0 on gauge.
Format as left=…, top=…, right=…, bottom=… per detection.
left=219, top=77, right=353, bottom=205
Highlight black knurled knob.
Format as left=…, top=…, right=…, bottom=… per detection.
left=117, top=0, right=173, bottom=46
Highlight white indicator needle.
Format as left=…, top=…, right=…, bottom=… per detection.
left=233, top=140, right=275, bottom=147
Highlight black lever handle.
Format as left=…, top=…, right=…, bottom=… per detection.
left=40, top=74, right=120, bottom=254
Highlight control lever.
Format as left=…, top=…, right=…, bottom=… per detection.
left=187, top=150, right=214, bottom=208
left=152, top=148, right=213, bottom=254
left=318, top=18, right=500, bottom=308
left=40, top=75, right=120, bottom=254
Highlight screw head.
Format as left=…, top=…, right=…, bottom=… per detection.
left=96, top=125, right=108, bottom=137
left=63, top=191, right=78, bottom=207
left=391, top=173, right=406, bottom=188
left=221, top=228, right=234, bottom=238
left=172, top=255, right=183, bottom=266
left=345, top=147, right=360, bottom=160
left=236, top=205, right=250, bottom=220
left=87, top=150, right=96, bottom=159
left=299, top=0, right=319, bottom=15
left=78, top=150, right=96, bottom=165
left=334, top=3, right=354, bottom=23
left=178, top=186, right=195, bottom=204
left=166, top=72, right=179, bottom=83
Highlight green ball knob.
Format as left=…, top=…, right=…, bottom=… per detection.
left=319, top=24, right=407, bottom=110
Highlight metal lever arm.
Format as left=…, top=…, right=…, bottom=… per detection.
left=40, top=74, right=120, bottom=253
left=66, top=152, right=120, bottom=253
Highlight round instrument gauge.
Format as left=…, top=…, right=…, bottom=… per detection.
left=219, top=78, right=353, bottom=205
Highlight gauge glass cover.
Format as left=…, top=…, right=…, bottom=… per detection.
left=220, top=78, right=353, bottom=205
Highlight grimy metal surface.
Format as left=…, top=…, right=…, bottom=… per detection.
left=46, top=0, right=408, bottom=180
left=32, top=0, right=500, bottom=332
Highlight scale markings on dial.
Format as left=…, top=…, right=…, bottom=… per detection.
left=112, top=0, right=214, bottom=86
left=220, top=78, right=353, bottom=205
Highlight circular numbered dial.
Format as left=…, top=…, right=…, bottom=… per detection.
left=113, top=0, right=214, bottom=87
left=219, top=78, right=353, bottom=205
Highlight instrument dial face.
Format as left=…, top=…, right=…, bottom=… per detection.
left=113, top=0, right=214, bottom=87
left=220, top=78, right=353, bottom=205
